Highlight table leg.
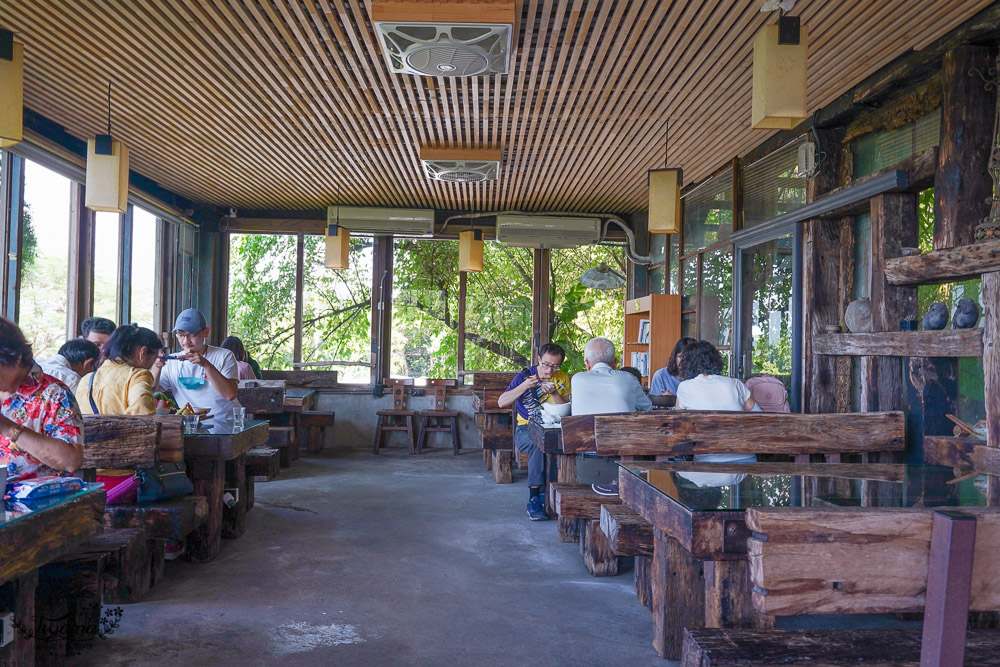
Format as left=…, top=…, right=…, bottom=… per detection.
left=222, top=454, right=247, bottom=540
left=652, top=528, right=704, bottom=660
left=289, top=414, right=300, bottom=462
left=186, top=459, right=224, bottom=563
left=556, top=453, right=580, bottom=543
left=703, top=560, right=774, bottom=630
left=544, top=453, right=558, bottom=515
left=0, top=570, right=37, bottom=667
left=920, top=509, right=977, bottom=666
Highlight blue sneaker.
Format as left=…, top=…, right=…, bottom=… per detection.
left=526, top=495, right=548, bottom=521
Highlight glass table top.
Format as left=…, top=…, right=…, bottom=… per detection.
left=185, top=418, right=269, bottom=437
left=3, top=483, right=104, bottom=528
left=618, top=462, right=987, bottom=511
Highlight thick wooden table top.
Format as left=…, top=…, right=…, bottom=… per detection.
left=1, top=485, right=106, bottom=585
left=523, top=422, right=564, bottom=454
left=618, top=462, right=971, bottom=562
left=282, top=389, right=317, bottom=413
left=183, top=419, right=270, bottom=459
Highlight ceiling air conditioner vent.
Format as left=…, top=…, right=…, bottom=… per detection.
left=375, top=23, right=511, bottom=77
left=420, top=147, right=501, bottom=183
left=326, top=206, right=435, bottom=237
left=495, top=215, right=601, bottom=250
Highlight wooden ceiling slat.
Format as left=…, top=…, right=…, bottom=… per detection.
left=0, top=0, right=990, bottom=214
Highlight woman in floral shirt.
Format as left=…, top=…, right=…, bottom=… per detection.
left=0, top=318, right=84, bottom=477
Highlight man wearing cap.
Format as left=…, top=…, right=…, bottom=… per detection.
left=151, top=308, right=240, bottom=418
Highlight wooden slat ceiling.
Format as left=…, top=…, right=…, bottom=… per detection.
left=0, top=0, right=992, bottom=215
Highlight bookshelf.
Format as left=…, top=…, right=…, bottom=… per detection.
left=623, top=294, right=682, bottom=386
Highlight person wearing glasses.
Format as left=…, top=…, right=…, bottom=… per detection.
left=497, top=343, right=571, bottom=521
left=151, top=309, right=240, bottom=420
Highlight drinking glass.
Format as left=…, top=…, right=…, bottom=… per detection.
left=232, top=407, right=246, bottom=429
left=182, top=415, right=199, bottom=434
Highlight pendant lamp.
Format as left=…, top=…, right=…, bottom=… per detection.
left=648, top=120, right=682, bottom=234
left=0, top=28, right=23, bottom=146
left=85, top=82, right=129, bottom=213
left=752, top=15, right=808, bottom=130
left=459, top=229, right=483, bottom=272
left=324, top=222, right=350, bottom=270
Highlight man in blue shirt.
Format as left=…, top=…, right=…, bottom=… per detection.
left=497, top=343, right=570, bottom=521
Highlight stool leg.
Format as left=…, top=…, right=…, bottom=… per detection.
left=450, top=416, right=460, bottom=455
left=372, top=415, right=384, bottom=454
left=406, top=416, right=416, bottom=455
left=416, top=416, right=428, bottom=453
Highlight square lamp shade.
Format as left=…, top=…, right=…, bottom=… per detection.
left=325, top=223, right=350, bottom=270
left=0, top=37, right=23, bottom=145
left=85, top=138, right=130, bottom=213
left=648, top=168, right=682, bottom=234
left=459, top=229, right=483, bottom=272
left=751, top=23, right=809, bottom=130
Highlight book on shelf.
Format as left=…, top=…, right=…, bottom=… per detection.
left=629, top=351, right=649, bottom=377
left=638, top=318, right=650, bottom=343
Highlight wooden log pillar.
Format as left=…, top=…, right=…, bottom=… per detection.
left=491, top=449, right=512, bottom=484
left=984, top=272, right=1000, bottom=505
left=651, top=528, right=704, bottom=660
left=934, top=45, right=997, bottom=251
left=0, top=570, right=36, bottom=667
left=222, top=454, right=247, bottom=540
left=556, top=453, right=580, bottom=543
left=579, top=519, right=619, bottom=576
left=635, top=555, right=652, bottom=609
left=186, top=459, right=224, bottom=563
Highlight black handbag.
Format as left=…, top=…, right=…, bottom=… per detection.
left=138, top=462, right=194, bottom=503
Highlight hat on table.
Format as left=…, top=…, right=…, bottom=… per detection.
left=172, top=308, right=208, bottom=333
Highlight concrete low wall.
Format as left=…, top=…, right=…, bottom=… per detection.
left=313, top=389, right=479, bottom=451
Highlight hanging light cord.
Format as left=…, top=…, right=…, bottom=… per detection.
left=664, top=118, right=669, bottom=168
left=106, top=80, right=113, bottom=136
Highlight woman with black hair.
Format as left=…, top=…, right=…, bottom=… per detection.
left=77, top=324, right=166, bottom=416
left=220, top=336, right=258, bottom=380
left=649, top=336, right=697, bottom=395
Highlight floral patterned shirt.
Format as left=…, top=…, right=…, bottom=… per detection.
left=1, top=363, right=84, bottom=478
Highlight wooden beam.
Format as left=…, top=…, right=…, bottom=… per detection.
left=581, top=411, right=905, bottom=457
left=924, top=435, right=1000, bottom=474
left=747, top=507, right=1000, bottom=615
left=552, top=483, right=620, bottom=519
left=293, top=233, right=304, bottom=364
left=885, top=239, right=1000, bottom=286
left=600, top=503, right=653, bottom=556
left=934, top=45, right=997, bottom=250
left=813, top=330, right=983, bottom=357
left=66, top=181, right=94, bottom=337
left=983, top=272, right=1000, bottom=504
left=81, top=416, right=159, bottom=469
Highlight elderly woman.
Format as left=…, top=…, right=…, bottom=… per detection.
left=0, top=317, right=84, bottom=477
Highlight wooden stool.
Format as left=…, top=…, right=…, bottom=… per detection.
left=416, top=379, right=461, bottom=455
left=373, top=378, right=417, bottom=454
left=301, top=411, right=335, bottom=453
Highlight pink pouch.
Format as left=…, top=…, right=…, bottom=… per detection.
left=104, top=474, right=141, bottom=505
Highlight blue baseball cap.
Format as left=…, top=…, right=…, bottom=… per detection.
left=173, top=308, right=208, bottom=333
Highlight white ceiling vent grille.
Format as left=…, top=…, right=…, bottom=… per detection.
left=419, top=147, right=502, bottom=183
left=495, top=215, right=601, bottom=249
left=375, top=23, right=511, bottom=77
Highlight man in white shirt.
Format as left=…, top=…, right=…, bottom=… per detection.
left=37, top=338, right=100, bottom=394
left=571, top=337, right=651, bottom=496
left=152, top=308, right=240, bottom=420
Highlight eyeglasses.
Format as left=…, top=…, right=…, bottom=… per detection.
left=538, top=361, right=561, bottom=370
left=175, top=331, right=201, bottom=341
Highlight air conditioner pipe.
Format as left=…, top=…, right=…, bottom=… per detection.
left=440, top=211, right=653, bottom=265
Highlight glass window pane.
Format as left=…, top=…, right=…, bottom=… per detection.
left=699, top=246, right=733, bottom=348
left=649, top=233, right=667, bottom=265
left=853, top=110, right=941, bottom=179
left=683, top=169, right=733, bottom=254
left=227, top=233, right=298, bottom=370
left=93, top=212, right=120, bottom=324
left=681, top=257, right=697, bottom=311
left=648, top=267, right=664, bottom=295
left=301, top=234, right=373, bottom=384
left=391, top=238, right=458, bottom=379
left=742, top=137, right=808, bottom=228
left=20, top=160, right=71, bottom=356
left=682, top=311, right=696, bottom=338
left=130, top=209, right=158, bottom=330
left=464, top=243, right=533, bottom=372
left=742, top=235, right=794, bottom=378
left=668, top=235, right=680, bottom=295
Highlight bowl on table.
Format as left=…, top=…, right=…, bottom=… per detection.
left=540, top=401, right=571, bottom=425
left=650, top=394, right=676, bottom=409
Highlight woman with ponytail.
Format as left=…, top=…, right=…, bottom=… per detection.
left=77, top=324, right=166, bottom=416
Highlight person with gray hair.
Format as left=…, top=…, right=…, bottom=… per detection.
left=571, top=337, right=652, bottom=496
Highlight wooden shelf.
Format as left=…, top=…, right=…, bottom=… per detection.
left=924, top=435, right=1000, bottom=474
left=623, top=294, right=681, bottom=382
left=813, top=329, right=983, bottom=358
left=884, top=239, right=1000, bottom=286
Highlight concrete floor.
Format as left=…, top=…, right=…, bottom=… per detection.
left=80, top=448, right=669, bottom=666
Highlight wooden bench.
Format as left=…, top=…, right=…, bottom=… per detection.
left=552, top=484, right=622, bottom=576
left=75, top=528, right=163, bottom=604
left=680, top=628, right=1000, bottom=666
left=601, top=504, right=654, bottom=605
left=103, top=496, right=209, bottom=541
left=267, top=425, right=297, bottom=467
left=246, top=446, right=281, bottom=482
left=301, top=411, right=335, bottom=453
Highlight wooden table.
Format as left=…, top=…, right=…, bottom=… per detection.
left=282, top=388, right=317, bottom=413
left=183, top=418, right=269, bottom=561
left=617, top=462, right=963, bottom=659
left=251, top=389, right=317, bottom=465
left=1, top=485, right=106, bottom=666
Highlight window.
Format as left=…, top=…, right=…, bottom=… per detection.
left=683, top=169, right=733, bottom=254
left=668, top=235, right=680, bottom=295
left=742, top=137, right=808, bottom=228
left=463, top=243, right=533, bottom=372
left=130, top=208, right=158, bottom=330
left=227, top=233, right=298, bottom=369
left=301, top=234, right=373, bottom=383
left=19, top=160, right=71, bottom=356
left=391, top=238, right=458, bottom=378
left=853, top=110, right=940, bottom=178
left=92, top=211, right=120, bottom=323
left=700, top=246, right=733, bottom=348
